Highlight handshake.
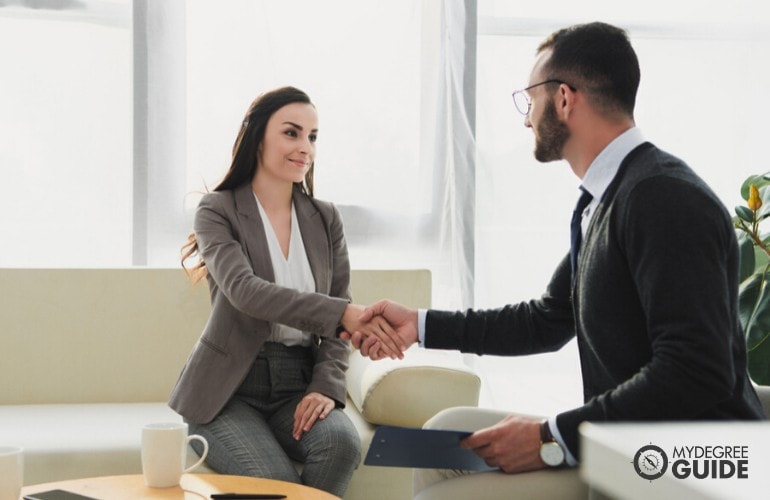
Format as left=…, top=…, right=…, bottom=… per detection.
left=340, top=300, right=419, bottom=360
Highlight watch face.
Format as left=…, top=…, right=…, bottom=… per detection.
left=633, top=444, right=668, bottom=480
left=540, top=441, right=565, bottom=466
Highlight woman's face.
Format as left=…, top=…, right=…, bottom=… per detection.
left=257, top=102, right=318, bottom=186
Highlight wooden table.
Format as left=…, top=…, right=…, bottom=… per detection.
left=21, top=474, right=339, bottom=500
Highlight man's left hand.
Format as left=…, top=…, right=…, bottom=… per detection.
left=461, top=414, right=546, bottom=473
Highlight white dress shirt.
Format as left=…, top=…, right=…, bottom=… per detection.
left=255, top=194, right=315, bottom=347
left=578, top=127, right=646, bottom=235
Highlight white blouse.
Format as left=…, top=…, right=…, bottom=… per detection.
left=254, top=194, right=316, bottom=347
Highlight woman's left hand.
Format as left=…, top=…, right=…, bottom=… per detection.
left=293, top=392, right=335, bottom=440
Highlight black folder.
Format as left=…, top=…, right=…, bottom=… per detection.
left=364, top=425, right=498, bottom=471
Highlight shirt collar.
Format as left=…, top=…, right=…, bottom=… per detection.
left=580, top=127, right=646, bottom=202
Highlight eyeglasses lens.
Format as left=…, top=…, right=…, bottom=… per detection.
left=512, top=91, right=530, bottom=115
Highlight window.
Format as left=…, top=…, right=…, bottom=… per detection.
left=2, top=0, right=475, bottom=308
left=0, top=0, right=131, bottom=267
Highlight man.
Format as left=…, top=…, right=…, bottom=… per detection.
left=343, top=21, right=765, bottom=487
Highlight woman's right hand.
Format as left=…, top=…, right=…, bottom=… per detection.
left=341, top=304, right=405, bottom=359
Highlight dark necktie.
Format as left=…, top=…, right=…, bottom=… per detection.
left=570, top=187, right=593, bottom=279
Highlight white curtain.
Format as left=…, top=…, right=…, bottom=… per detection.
left=430, top=0, right=477, bottom=309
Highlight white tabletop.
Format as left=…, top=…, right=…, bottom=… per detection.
left=579, top=421, right=770, bottom=500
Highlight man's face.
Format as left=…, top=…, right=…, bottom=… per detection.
left=526, top=49, right=570, bottom=163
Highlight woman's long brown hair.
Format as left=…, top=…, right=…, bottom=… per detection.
left=182, top=86, right=315, bottom=283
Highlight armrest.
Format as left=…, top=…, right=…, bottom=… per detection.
left=346, top=346, right=481, bottom=428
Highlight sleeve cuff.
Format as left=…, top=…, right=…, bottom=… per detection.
left=418, top=308, right=427, bottom=347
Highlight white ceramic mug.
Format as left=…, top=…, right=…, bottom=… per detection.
left=0, top=446, right=23, bottom=500
left=141, top=422, right=208, bottom=488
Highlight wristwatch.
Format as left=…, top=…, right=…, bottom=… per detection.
left=539, top=420, right=565, bottom=467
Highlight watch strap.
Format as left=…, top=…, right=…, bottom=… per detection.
left=540, top=420, right=554, bottom=443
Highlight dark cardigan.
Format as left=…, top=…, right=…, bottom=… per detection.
left=426, top=143, right=766, bottom=459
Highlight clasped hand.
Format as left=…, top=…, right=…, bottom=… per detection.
left=341, top=300, right=419, bottom=360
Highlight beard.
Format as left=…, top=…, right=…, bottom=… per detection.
left=534, top=98, right=570, bottom=163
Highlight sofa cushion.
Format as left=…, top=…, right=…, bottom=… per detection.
left=346, top=346, right=481, bottom=427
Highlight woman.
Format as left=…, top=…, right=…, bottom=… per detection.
left=169, top=86, right=400, bottom=496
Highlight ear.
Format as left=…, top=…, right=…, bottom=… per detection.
left=556, top=83, right=577, bottom=120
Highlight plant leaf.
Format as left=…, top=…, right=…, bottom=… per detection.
left=739, top=273, right=763, bottom=331
left=737, top=232, right=756, bottom=283
left=735, top=205, right=754, bottom=223
left=744, top=276, right=770, bottom=351
left=755, top=245, right=770, bottom=274
left=741, top=175, right=761, bottom=200
left=740, top=270, right=770, bottom=382
left=747, top=331, right=770, bottom=385
left=756, top=185, right=770, bottom=220
left=740, top=173, right=770, bottom=200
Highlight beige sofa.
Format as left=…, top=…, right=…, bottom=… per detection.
left=0, top=268, right=481, bottom=500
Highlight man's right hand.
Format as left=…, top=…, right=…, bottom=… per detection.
left=341, top=299, right=419, bottom=359
left=341, top=303, right=405, bottom=359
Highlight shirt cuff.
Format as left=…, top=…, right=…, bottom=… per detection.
left=548, top=416, right=578, bottom=467
left=417, top=308, right=427, bottom=347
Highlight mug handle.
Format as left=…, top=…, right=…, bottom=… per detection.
left=183, top=434, right=209, bottom=473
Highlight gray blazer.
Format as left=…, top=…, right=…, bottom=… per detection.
left=169, top=183, right=351, bottom=424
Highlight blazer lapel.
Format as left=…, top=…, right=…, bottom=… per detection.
left=293, top=188, right=331, bottom=294
left=234, top=183, right=275, bottom=283
left=234, top=183, right=330, bottom=292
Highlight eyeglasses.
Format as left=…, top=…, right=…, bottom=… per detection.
left=511, top=79, right=573, bottom=116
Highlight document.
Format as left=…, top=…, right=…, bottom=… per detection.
left=364, top=425, right=497, bottom=471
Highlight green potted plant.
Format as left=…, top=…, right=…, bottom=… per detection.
left=734, top=173, right=770, bottom=385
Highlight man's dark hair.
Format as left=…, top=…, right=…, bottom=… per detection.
left=538, top=22, right=640, bottom=117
